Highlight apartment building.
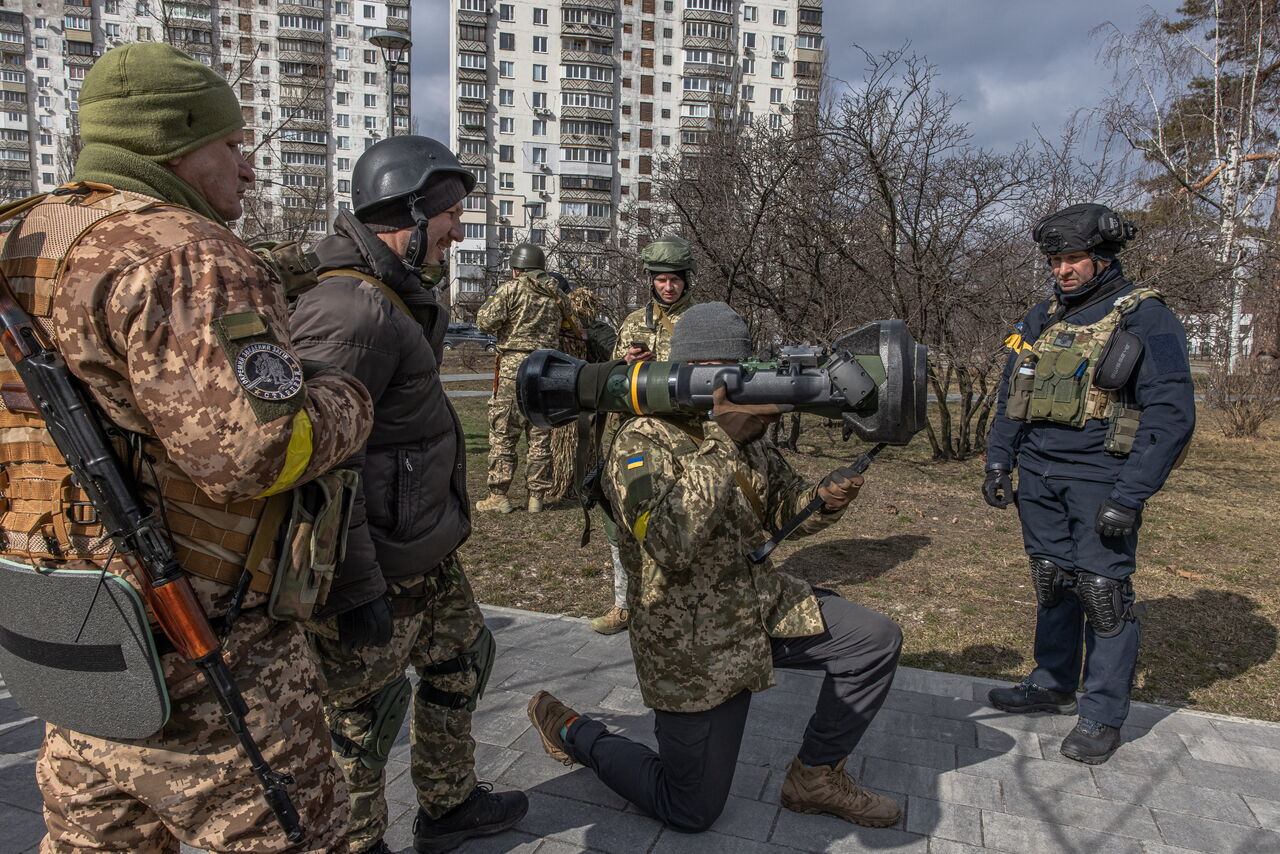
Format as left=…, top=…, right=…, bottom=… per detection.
left=448, top=0, right=823, bottom=315
left=0, top=0, right=411, bottom=241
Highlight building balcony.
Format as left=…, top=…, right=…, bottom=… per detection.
left=798, top=21, right=822, bottom=35
left=559, top=186, right=612, bottom=202
left=560, top=105, right=612, bottom=123
left=457, top=124, right=487, bottom=141
left=276, top=27, right=326, bottom=42
left=561, top=78, right=613, bottom=95
left=562, top=0, right=615, bottom=12
left=457, top=10, right=487, bottom=27
left=682, top=61, right=734, bottom=78
left=559, top=132, right=612, bottom=148
left=561, top=49, right=616, bottom=67
left=680, top=89, right=733, bottom=104
left=558, top=214, right=613, bottom=229
left=457, top=92, right=487, bottom=107
left=682, top=8, right=733, bottom=25
left=679, top=116, right=711, bottom=129
left=458, top=39, right=487, bottom=54
left=682, top=35, right=734, bottom=52
left=798, top=0, right=822, bottom=8
left=457, top=66, right=488, bottom=84
left=459, top=151, right=486, bottom=166
left=386, top=16, right=410, bottom=34
left=562, top=22, right=614, bottom=41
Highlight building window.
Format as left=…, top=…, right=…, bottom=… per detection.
left=532, top=119, right=546, bottom=136
left=772, top=35, right=786, bottom=52
left=531, top=147, right=547, bottom=164
left=798, top=35, right=823, bottom=50
left=499, top=199, right=513, bottom=216
left=364, top=93, right=377, bottom=107
left=773, top=9, right=786, bottom=25
left=499, top=32, right=515, bottom=50
left=464, top=223, right=487, bottom=240
left=500, top=117, right=514, bottom=133
left=337, top=136, right=350, bottom=149
left=531, top=174, right=547, bottom=191
left=533, top=91, right=547, bottom=108
left=499, top=61, right=514, bottom=78
left=533, top=64, right=547, bottom=82
left=499, top=3, right=514, bottom=21
left=744, top=32, right=756, bottom=49
left=770, top=87, right=783, bottom=103
left=770, top=114, right=783, bottom=130
left=363, top=49, right=378, bottom=63
left=499, top=145, right=514, bottom=162
left=743, top=5, right=757, bottom=22
left=363, top=4, right=376, bottom=19
left=463, top=195, right=486, bottom=211
left=771, top=62, right=784, bottom=78
left=533, top=7, right=548, bottom=25
left=499, top=88, right=514, bottom=106
left=336, top=113, right=350, bottom=127
left=499, top=172, right=514, bottom=189
left=533, top=36, right=547, bottom=53
left=741, top=84, right=754, bottom=101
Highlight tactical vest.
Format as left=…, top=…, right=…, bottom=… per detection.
left=0, top=184, right=281, bottom=593
left=1006, top=288, right=1160, bottom=430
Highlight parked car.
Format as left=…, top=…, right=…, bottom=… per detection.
left=443, top=322, right=497, bottom=353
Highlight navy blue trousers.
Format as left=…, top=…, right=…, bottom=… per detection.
left=1016, top=470, right=1141, bottom=727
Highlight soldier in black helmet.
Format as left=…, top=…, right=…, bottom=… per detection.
left=290, top=135, right=528, bottom=854
left=475, top=242, right=583, bottom=513
left=983, top=203, right=1195, bottom=765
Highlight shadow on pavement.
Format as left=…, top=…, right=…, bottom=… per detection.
left=783, top=534, right=932, bottom=585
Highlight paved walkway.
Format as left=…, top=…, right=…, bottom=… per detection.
left=3, top=605, right=1279, bottom=853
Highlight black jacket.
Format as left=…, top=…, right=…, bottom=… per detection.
left=986, top=262, right=1196, bottom=508
left=290, top=212, right=470, bottom=614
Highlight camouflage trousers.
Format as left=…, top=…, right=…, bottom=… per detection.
left=487, top=353, right=552, bottom=496
left=309, top=555, right=486, bottom=852
left=37, top=609, right=349, bottom=854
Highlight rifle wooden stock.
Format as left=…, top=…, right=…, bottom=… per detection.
left=0, top=271, right=305, bottom=843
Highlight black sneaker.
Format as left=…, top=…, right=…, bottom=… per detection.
left=1061, top=717, right=1122, bottom=765
left=413, top=783, right=529, bottom=853
left=988, top=678, right=1078, bottom=715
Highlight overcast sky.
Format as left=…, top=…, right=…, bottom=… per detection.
left=410, top=0, right=1183, bottom=151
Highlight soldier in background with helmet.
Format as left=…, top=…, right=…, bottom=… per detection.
left=0, top=44, right=373, bottom=852
left=983, top=203, right=1195, bottom=765
left=290, top=135, right=528, bottom=854
left=589, top=235, right=697, bottom=635
left=475, top=242, right=582, bottom=514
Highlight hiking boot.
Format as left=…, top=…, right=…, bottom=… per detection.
left=527, top=690, right=579, bottom=766
left=527, top=494, right=544, bottom=513
left=780, top=757, right=901, bottom=828
left=589, top=606, right=630, bottom=635
left=476, top=494, right=512, bottom=513
left=356, top=842, right=392, bottom=854
left=988, top=678, right=1078, bottom=715
left=412, top=783, right=528, bottom=853
left=1060, top=717, right=1122, bottom=765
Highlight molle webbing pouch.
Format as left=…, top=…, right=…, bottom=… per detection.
left=1104, top=403, right=1142, bottom=456
left=267, top=468, right=358, bottom=621
left=1029, top=347, right=1089, bottom=424
left=0, top=558, right=169, bottom=739
left=1005, top=355, right=1037, bottom=422
left=252, top=241, right=320, bottom=300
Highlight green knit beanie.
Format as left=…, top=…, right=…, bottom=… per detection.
left=79, top=43, right=244, bottom=162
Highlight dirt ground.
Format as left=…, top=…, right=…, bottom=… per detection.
left=442, top=359, right=1280, bottom=722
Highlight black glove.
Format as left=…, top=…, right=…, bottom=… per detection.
left=336, top=596, right=393, bottom=654
left=1095, top=498, right=1140, bottom=538
left=982, top=465, right=1013, bottom=509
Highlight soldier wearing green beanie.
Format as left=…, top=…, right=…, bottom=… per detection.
left=5, top=41, right=372, bottom=854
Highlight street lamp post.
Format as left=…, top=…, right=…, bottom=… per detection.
left=368, top=29, right=411, bottom=137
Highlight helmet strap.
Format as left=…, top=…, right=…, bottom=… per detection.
left=402, top=194, right=430, bottom=270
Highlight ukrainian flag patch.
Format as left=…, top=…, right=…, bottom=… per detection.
left=626, top=455, right=645, bottom=470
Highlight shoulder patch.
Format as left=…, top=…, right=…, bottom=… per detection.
left=1148, top=332, right=1190, bottom=376
left=234, top=342, right=304, bottom=401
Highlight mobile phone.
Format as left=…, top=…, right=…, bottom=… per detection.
left=630, top=341, right=648, bottom=350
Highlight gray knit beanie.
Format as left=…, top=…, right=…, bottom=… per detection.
left=669, top=302, right=752, bottom=362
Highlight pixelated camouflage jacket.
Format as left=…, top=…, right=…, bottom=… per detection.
left=476, top=270, right=576, bottom=353
left=44, top=198, right=373, bottom=611
left=603, top=414, right=837, bottom=713
left=612, top=290, right=693, bottom=361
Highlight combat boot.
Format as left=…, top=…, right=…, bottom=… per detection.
left=780, top=757, right=901, bottom=828
left=355, top=842, right=392, bottom=854
left=476, top=493, right=512, bottom=513
left=412, top=783, right=528, bottom=853
left=589, top=606, right=630, bottom=635
left=527, top=494, right=544, bottom=513
left=527, top=690, right=579, bottom=766
left=988, top=678, right=1078, bottom=715
left=1060, top=717, right=1122, bottom=765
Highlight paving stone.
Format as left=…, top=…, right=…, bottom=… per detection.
left=1209, top=718, right=1280, bottom=752
left=976, top=723, right=1042, bottom=757
left=772, top=668, right=824, bottom=695
left=471, top=688, right=540, bottom=749
left=981, top=809, right=1144, bottom=854
left=516, top=790, right=662, bottom=854
left=904, top=797, right=982, bottom=846
left=1173, top=756, right=1280, bottom=801
left=0, top=754, right=41, bottom=813
left=569, top=633, right=636, bottom=667
left=499, top=753, right=629, bottom=810
left=1037, top=733, right=1188, bottom=783
left=1151, top=809, right=1280, bottom=854
left=1135, top=709, right=1222, bottom=739
left=598, top=685, right=647, bottom=715
left=892, top=667, right=983, bottom=700
left=858, top=731, right=957, bottom=771
left=880, top=688, right=937, bottom=717
left=770, top=802, right=927, bottom=852
left=1243, top=795, right=1280, bottom=831
left=1139, top=844, right=1207, bottom=854
left=0, top=803, right=44, bottom=854
left=862, top=757, right=1003, bottom=811
left=651, top=829, right=800, bottom=854
left=865, top=707, right=978, bottom=748
left=1002, top=783, right=1159, bottom=839
left=714, top=794, right=779, bottom=841
left=729, top=761, right=772, bottom=801
left=927, top=839, right=988, bottom=854
left=956, top=745, right=1099, bottom=796
left=1180, top=733, right=1280, bottom=774
left=1093, top=768, right=1256, bottom=825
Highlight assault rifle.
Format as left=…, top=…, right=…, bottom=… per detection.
left=0, top=273, right=305, bottom=844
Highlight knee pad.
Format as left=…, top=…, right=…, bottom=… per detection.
left=418, top=625, right=496, bottom=713
left=332, top=674, right=412, bottom=772
left=1029, top=558, right=1071, bottom=608
left=1076, top=572, right=1134, bottom=638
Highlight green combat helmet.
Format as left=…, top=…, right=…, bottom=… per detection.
left=641, top=235, right=697, bottom=276
left=510, top=242, right=546, bottom=271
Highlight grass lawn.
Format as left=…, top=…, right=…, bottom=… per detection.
left=443, top=359, right=1280, bottom=723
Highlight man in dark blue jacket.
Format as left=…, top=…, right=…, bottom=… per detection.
left=983, top=204, right=1195, bottom=764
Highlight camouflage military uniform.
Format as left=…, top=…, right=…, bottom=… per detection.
left=612, top=290, right=694, bottom=362
left=22, top=199, right=372, bottom=853
left=309, top=556, right=486, bottom=844
left=476, top=270, right=577, bottom=498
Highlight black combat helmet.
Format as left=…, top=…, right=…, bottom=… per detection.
left=352, top=135, right=476, bottom=223
left=510, top=242, right=546, bottom=271
left=1032, top=204, right=1139, bottom=261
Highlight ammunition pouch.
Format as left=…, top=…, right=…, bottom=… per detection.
left=1006, top=356, right=1036, bottom=422
left=1076, top=571, right=1135, bottom=639
left=1103, top=403, right=1142, bottom=456
left=332, top=674, right=412, bottom=772
left=0, top=558, right=170, bottom=739
left=417, top=625, right=496, bottom=713
left=1029, top=558, right=1071, bottom=608
left=1030, top=348, right=1089, bottom=424
left=265, top=469, right=359, bottom=621
left=252, top=241, right=321, bottom=300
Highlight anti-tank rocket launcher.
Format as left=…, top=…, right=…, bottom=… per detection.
left=516, top=318, right=929, bottom=447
